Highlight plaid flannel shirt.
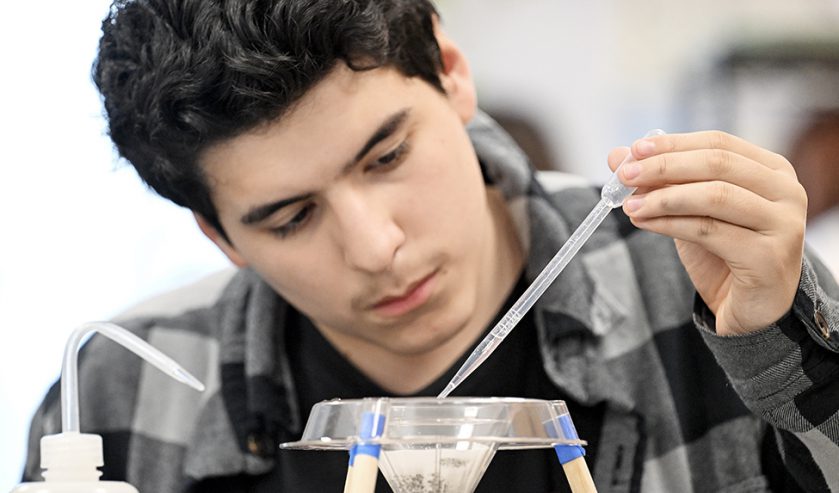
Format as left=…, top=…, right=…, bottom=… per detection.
left=24, top=111, right=839, bottom=492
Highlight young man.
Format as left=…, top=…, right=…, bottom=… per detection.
left=24, top=0, right=839, bottom=491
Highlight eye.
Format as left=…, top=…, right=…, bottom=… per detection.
left=271, top=203, right=315, bottom=238
left=368, top=141, right=409, bottom=172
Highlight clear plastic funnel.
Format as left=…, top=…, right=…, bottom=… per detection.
left=379, top=442, right=495, bottom=493
left=282, top=397, right=585, bottom=493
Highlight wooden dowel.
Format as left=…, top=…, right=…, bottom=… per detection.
left=347, top=453, right=379, bottom=493
left=345, top=411, right=385, bottom=493
left=562, top=456, right=597, bottom=493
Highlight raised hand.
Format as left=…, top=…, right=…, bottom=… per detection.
left=609, top=131, right=808, bottom=335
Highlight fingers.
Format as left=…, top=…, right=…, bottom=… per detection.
left=619, top=149, right=795, bottom=202
left=624, top=180, right=784, bottom=233
left=607, top=130, right=806, bottom=208
left=630, top=212, right=804, bottom=282
left=631, top=130, right=796, bottom=175
left=610, top=128, right=806, bottom=267
left=606, top=130, right=807, bottom=335
left=607, top=146, right=631, bottom=172
left=630, top=214, right=754, bottom=264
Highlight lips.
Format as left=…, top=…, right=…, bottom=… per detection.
left=371, top=271, right=437, bottom=318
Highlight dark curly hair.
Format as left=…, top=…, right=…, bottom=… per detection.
left=93, top=0, right=443, bottom=235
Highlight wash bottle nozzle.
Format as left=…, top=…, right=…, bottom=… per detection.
left=60, top=322, right=205, bottom=433
left=11, top=322, right=205, bottom=492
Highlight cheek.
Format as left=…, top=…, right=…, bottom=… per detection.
left=239, top=237, right=349, bottom=308
left=404, top=144, right=486, bottom=237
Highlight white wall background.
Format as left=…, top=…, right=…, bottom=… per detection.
left=439, top=0, right=839, bottom=181
left=2, top=1, right=838, bottom=490
left=0, top=2, right=230, bottom=489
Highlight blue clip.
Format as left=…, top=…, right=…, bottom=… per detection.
left=349, top=411, right=385, bottom=463
left=553, top=414, right=586, bottom=465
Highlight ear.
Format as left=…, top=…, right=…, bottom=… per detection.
left=194, top=213, right=249, bottom=268
left=433, top=16, right=477, bottom=124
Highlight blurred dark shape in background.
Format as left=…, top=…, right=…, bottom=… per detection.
left=675, top=37, right=839, bottom=277
left=677, top=39, right=839, bottom=159
left=787, top=110, right=839, bottom=221
left=787, top=109, right=839, bottom=276
left=489, top=110, right=559, bottom=171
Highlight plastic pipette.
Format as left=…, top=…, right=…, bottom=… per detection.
left=438, top=130, right=665, bottom=399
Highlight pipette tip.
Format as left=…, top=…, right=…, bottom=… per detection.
left=437, top=383, right=455, bottom=399
left=173, top=367, right=206, bottom=391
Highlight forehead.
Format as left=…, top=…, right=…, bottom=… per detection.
left=199, top=65, right=423, bottom=198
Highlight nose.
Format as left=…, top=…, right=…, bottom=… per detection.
left=330, top=188, right=405, bottom=273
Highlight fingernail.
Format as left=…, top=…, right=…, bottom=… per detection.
left=622, top=162, right=641, bottom=179
left=636, top=139, right=655, bottom=155
left=625, top=197, right=644, bottom=213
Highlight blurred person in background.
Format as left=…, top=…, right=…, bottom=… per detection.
left=788, top=110, right=839, bottom=276
left=20, top=1, right=839, bottom=492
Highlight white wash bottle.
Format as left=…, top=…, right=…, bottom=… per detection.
left=11, top=322, right=204, bottom=492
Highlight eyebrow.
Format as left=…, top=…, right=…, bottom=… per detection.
left=240, top=108, right=411, bottom=226
left=240, top=192, right=314, bottom=225
left=347, top=108, right=411, bottom=172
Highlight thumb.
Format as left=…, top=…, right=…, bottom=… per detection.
left=607, top=146, right=632, bottom=172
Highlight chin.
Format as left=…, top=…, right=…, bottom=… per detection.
left=388, top=309, right=472, bottom=357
